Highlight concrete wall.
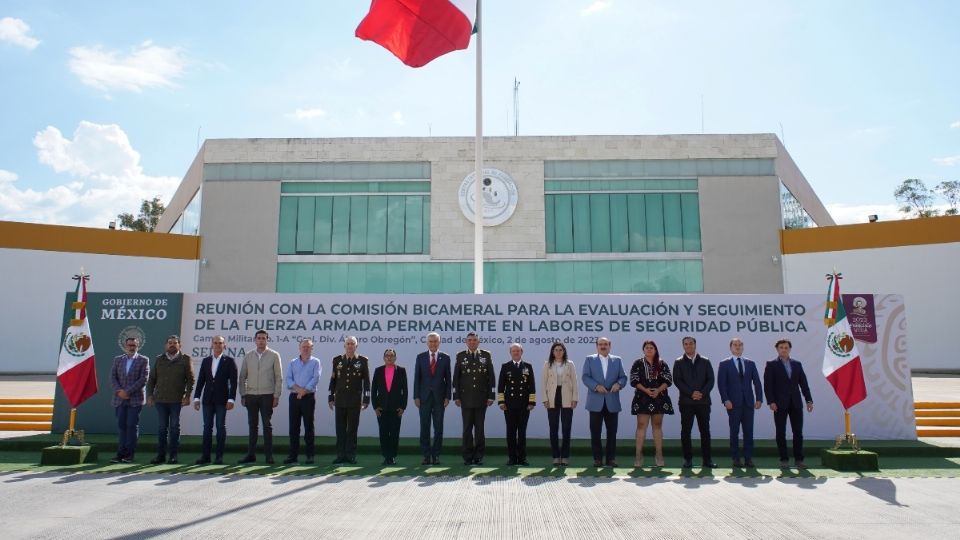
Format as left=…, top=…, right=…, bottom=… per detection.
left=1, top=247, right=197, bottom=373
left=783, top=242, right=959, bottom=371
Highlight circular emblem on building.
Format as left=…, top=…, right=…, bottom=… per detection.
left=118, top=326, right=146, bottom=353
left=458, top=168, right=519, bottom=226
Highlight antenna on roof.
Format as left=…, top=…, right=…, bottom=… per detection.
left=513, top=77, right=520, bottom=136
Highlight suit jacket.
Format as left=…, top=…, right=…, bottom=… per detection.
left=372, top=365, right=408, bottom=412
left=193, top=355, right=238, bottom=406
left=763, top=358, right=813, bottom=410
left=452, top=349, right=496, bottom=408
left=497, top=361, right=536, bottom=409
left=581, top=354, right=628, bottom=412
left=540, top=360, right=579, bottom=408
left=328, top=355, right=371, bottom=408
left=110, top=354, right=149, bottom=407
left=717, top=356, right=762, bottom=408
left=413, top=350, right=451, bottom=401
left=672, top=354, right=714, bottom=405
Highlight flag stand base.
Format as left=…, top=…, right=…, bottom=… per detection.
left=831, top=410, right=860, bottom=451
left=822, top=409, right=878, bottom=471
left=60, top=408, right=86, bottom=447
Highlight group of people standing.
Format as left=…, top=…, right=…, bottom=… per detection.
left=109, top=331, right=814, bottom=468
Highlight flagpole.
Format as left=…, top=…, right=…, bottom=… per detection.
left=473, top=0, right=484, bottom=294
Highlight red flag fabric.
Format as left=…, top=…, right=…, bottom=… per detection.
left=356, top=0, right=476, bottom=67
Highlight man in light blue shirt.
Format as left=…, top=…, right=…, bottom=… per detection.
left=284, top=339, right=322, bottom=464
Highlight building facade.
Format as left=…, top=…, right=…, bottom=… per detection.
left=158, top=135, right=833, bottom=294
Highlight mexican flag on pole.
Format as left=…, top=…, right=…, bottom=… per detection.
left=822, top=272, right=867, bottom=409
left=355, top=0, right=476, bottom=67
left=57, top=274, right=99, bottom=407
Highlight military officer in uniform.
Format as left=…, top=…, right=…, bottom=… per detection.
left=498, top=343, right=537, bottom=466
left=328, top=336, right=370, bottom=464
left=453, top=332, right=496, bottom=466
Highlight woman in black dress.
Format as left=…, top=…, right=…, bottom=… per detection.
left=630, top=340, right=674, bottom=467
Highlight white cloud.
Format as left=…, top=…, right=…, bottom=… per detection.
left=0, top=17, right=40, bottom=49
left=0, top=169, right=18, bottom=183
left=951, top=121, right=960, bottom=129
left=581, top=1, right=612, bottom=16
left=392, top=111, right=405, bottom=126
left=825, top=203, right=903, bottom=224
left=285, top=107, right=327, bottom=120
left=0, top=122, right=178, bottom=227
left=68, top=41, right=186, bottom=93
left=933, top=155, right=960, bottom=166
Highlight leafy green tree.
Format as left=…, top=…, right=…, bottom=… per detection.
left=894, top=179, right=938, bottom=218
left=117, top=196, right=166, bottom=232
left=935, top=180, right=960, bottom=216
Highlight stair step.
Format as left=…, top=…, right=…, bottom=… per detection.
left=0, top=397, right=54, bottom=405
left=916, top=418, right=960, bottom=427
left=0, top=421, right=52, bottom=431
left=915, top=402, right=960, bottom=410
left=915, top=409, right=960, bottom=417
left=0, top=405, right=54, bottom=413
left=0, top=413, right=52, bottom=422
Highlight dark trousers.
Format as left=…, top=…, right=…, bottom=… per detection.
left=377, top=409, right=403, bottom=459
left=155, top=402, right=182, bottom=458
left=679, top=402, right=712, bottom=463
left=244, top=394, right=274, bottom=459
left=288, top=393, right=316, bottom=459
left=461, top=406, right=487, bottom=462
left=335, top=406, right=361, bottom=459
left=727, top=405, right=756, bottom=460
left=504, top=407, right=530, bottom=462
left=548, top=388, right=573, bottom=459
left=774, top=405, right=804, bottom=461
left=201, top=402, right=227, bottom=460
left=115, top=402, right=142, bottom=459
left=589, top=404, right=618, bottom=462
left=419, top=392, right=445, bottom=458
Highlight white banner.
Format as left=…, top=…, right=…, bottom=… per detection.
left=179, top=293, right=914, bottom=440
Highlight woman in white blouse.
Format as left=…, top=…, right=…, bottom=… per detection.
left=541, top=341, right=579, bottom=466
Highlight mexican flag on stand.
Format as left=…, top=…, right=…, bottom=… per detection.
left=822, top=272, right=867, bottom=409
left=57, top=274, right=99, bottom=407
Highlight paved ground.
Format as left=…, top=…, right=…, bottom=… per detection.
left=0, top=471, right=957, bottom=539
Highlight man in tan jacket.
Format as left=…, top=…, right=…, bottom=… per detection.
left=238, top=329, right=283, bottom=464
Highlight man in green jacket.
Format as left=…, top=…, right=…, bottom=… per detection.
left=146, top=335, right=195, bottom=464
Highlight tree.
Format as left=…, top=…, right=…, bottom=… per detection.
left=893, top=179, right=938, bottom=218
left=935, top=180, right=960, bottom=216
left=117, top=196, right=166, bottom=232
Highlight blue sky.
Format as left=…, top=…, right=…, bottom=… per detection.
left=1, top=0, right=958, bottom=227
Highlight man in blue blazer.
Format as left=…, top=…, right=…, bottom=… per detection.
left=581, top=337, right=628, bottom=467
left=414, top=332, right=451, bottom=465
left=764, top=338, right=814, bottom=468
left=192, top=335, right=238, bottom=464
left=717, top=337, right=763, bottom=468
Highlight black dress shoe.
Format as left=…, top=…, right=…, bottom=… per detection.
left=332, top=457, right=344, bottom=464
left=109, top=455, right=123, bottom=464
left=606, top=460, right=618, bottom=467
left=283, top=457, right=298, bottom=465
left=732, top=460, right=744, bottom=468
left=213, top=458, right=223, bottom=465
left=432, top=457, right=440, bottom=465
left=304, top=457, right=314, bottom=465
left=390, top=458, right=397, bottom=465
left=682, top=461, right=693, bottom=468
left=265, top=457, right=275, bottom=465
left=519, top=460, right=529, bottom=466
left=744, top=459, right=755, bottom=468
left=195, top=458, right=211, bottom=465
left=149, top=456, right=166, bottom=465
left=347, top=458, right=357, bottom=464
left=238, top=455, right=256, bottom=464
left=422, top=457, right=432, bottom=466
left=464, top=460, right=474, bottom=466
left=473, top=459, right=484, bottom=466
left=702, top=462, right=718, bottom=468
left=593, top=460, right=603, bottom=467
left=167, top=457, right=178, bottom=464
left=120, top=457, right=133, bottom=464
left=506, top=460, right=518, bottom=466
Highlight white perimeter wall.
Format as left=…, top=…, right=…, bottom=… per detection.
left=0, top=248, right=198, bottom=373
left=783, top=241, right=959, bottom=371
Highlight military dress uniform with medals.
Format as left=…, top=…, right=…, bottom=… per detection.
left=328, top=354, right=370, bottom=464
left=453, top=348, right=496, bottom=465
left=498, top=360, right=537, bottom=465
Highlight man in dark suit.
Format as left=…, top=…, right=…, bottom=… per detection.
left=498, top=343, right=536, bottom=466
left=764, top=338, right=814, bottom=468
left=717, top=337, right=763, bottom=467
left=372, top=348, right=408, bottom=465
left=192, top=335, right=237, bottom=464
left=328, top=336, right=370, bottom=465
left=672, top=336, right=716, bottom=468
left=413, top=332, right=451, bottom=465
left=453, top=332, right=496, bottom=466
left=109, top=336, right=149, bottom=463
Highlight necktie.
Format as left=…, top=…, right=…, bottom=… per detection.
left=737, top=358, right=744, bottom=378
left=430, top=352, right=436, bottom=376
